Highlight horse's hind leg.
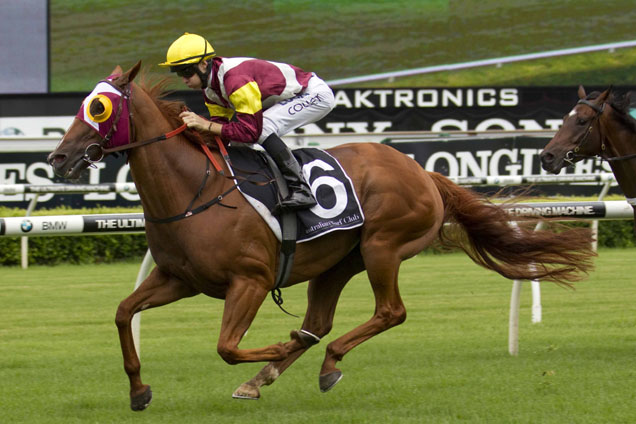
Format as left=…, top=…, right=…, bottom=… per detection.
left=233, top=247, right=366, bottom=399
left=115, top=268, right=198, bottom=411
left=319, top=249, right=406, bottom=392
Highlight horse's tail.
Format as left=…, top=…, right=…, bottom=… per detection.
left=428, top=171, right=596, bottom=286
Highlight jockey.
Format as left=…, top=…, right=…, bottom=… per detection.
left=159, top=32, right=335, bottom=212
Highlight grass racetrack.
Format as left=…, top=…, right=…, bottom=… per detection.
left=50, top=1, right=636, bottom=91
left=2, top=248, right=636, bottom=423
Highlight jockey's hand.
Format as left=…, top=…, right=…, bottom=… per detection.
left=179, top=111, right=208, bottom=131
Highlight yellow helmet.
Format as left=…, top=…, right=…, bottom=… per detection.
left=159, top=33, right=215, bottom=70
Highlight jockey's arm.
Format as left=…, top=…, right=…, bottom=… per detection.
left=179, top=81, right=262, bottom=142
left=179, top=110, right=223, bottom=136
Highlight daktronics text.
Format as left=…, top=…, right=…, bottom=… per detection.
left=333, top=88, right=519, bottom=109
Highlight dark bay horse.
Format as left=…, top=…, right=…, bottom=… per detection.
left=541, top=86, right=636, bottom=234
left=48, top=62, right=595, bottom=411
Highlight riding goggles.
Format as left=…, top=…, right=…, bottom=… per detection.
left=175, top=65, right=197, bottom=78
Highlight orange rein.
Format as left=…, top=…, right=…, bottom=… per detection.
left=103, top=121, right=228, bottom=175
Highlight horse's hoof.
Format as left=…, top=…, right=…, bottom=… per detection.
left=232, top=383, right=260, bottom=400
left=319, top=371, right=343, bottom=392
left=130, top=385, right=152, bottom=411
left=291, top=329, right=321, bottom=347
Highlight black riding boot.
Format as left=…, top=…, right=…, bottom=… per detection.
left=262, top=133, right=317, bottom=211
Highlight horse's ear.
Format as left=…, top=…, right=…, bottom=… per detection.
left=125, top=61, right=142, bottom=83
left=111, top=65, right=123, bottom=75
left=577, top=85, right=586, bottom=99
left=116, top=61, right=141, bottom=85
left=110, top=62, right=141, bottom=90
left=598, top=86, right=612, bottom=103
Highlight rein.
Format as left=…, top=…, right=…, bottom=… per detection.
left=104, top=123, right=186, bottom=153
left=82, top=80, right=243, bottom=222
left=602, top=151, right=636, bottom=162
left=102, top=122, right=229, bottom=176
left=78, top=76, right=294, bottom=313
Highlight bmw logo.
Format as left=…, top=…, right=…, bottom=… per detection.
left=20, top=220, right=33, bottom=233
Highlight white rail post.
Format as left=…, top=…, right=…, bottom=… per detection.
left=508, top=220, right=544, bottom=355
left=508, top=280, right=522, bottom=356
left=592, top=179, right=612, bottom=252
left=21, top=194, right=40, bottom=269
left=531, top=279, right=542, bottom=324
left=530, top=221, right=545, bottom=324
left=508, top=222, right=523, bottom=356
left=131, top=248, right=155, bottom=358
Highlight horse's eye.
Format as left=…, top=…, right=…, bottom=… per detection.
left=87, top=94, right=113, bottom=123
left=576, top=117, right=587, bottom=126
left=90, top=98, right=106, bottom=116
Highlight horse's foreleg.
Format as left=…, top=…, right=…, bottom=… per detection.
left=319, top=250, right=406, bottom=392
left=115, top=268, right=197, bottom=411
left=233, top=247, right=366, bottom=399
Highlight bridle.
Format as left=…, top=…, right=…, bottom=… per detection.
left=563, top=99, right=605, bottom=166
left=79, top=81, right=133, bottom=167
left=564, top=97, right=636, bottom=210
left=70, top=74, right=291, bottom=310
left=565, top=98, right=636, bottom=165
left=80, top=80, right=226, bottom=174
left=77, top=79, right=241, bottom=223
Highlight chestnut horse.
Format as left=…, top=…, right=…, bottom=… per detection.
left=541, top=86, right=636, bottom=234
left=48, top=62, right=595, bottom=411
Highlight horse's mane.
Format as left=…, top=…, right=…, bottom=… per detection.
left=586, top=89, right=636, bottom=132
left=136, top=75, right=213, bottom=146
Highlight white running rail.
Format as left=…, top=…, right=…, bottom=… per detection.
left=327, top=40, right=636, bottom=86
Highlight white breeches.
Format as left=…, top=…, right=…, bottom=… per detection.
left=258, top=74, right=335, bottom=143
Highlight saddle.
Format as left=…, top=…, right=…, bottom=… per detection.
left=224, top=145, right=365, bottom=290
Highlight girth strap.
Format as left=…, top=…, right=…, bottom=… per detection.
left=263, top=153, right=298, bottom=316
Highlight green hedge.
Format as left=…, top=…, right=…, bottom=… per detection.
left=596, top=220, right=636, bottom=248
left=0, top=234, right=148, bottom=266
left=0, top=208, right=634, bottom=266
left=0, top=206, right=148, bottom=266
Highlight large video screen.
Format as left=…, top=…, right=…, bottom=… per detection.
left=0, top=0, right=49, bottom=94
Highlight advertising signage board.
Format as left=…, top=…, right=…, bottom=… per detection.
left=3, top=86, right=628, bottom=136
left=1, top=86, right=626, bottom=207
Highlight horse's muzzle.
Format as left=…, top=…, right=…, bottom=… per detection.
left=47, top=152, right=86, bottom=179
left=47, top=152, right=67, bottom=177
left=539, top=150, right=562, bottom=174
